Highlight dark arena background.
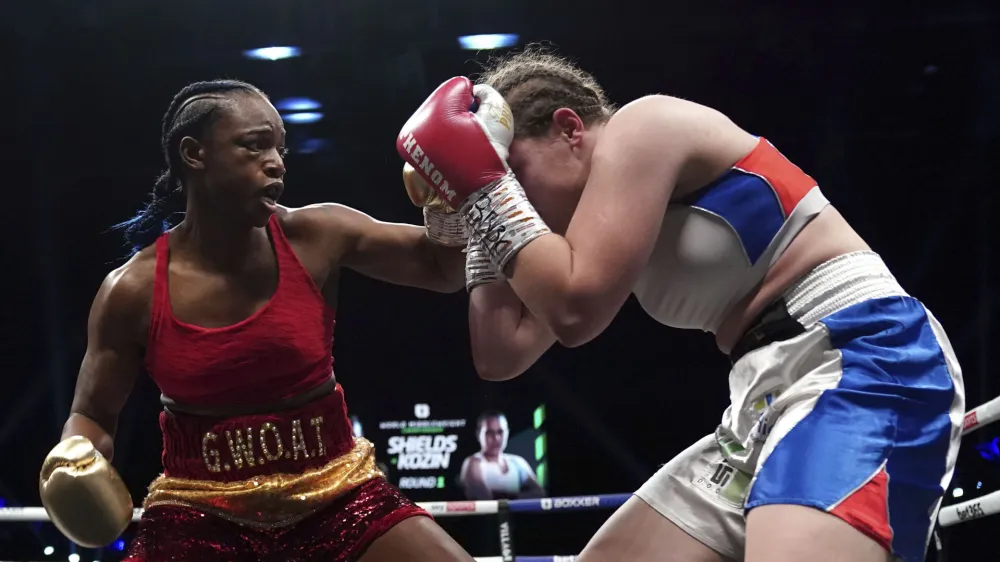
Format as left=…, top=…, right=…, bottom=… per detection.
left=2, top=1, right=998, bottom=561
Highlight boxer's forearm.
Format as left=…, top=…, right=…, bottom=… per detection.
left=423, top=237, right=467, bottom=292
left=469, top=283, right=556, bottom=381
left=62, top=413, right=116, bottom=461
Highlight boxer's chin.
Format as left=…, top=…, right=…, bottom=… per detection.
left=247, top=199, right=276, bottom=227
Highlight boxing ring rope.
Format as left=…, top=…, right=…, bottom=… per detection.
left=4, top=396, right=998, bottom=560
left=0, top=493, right=631, bottom=562
left=937, top=394, right=1000, bottom=528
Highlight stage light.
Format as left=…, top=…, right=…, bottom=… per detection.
left=243, top=46, right=301, bottom=61
left=43, top=546, right=55, bottom=555
left=0, top=497, right=5, bottom=507
left=276, top=98, right=321, bottom=112
left=68, top=554, right=80, bottom=562
left=114, top=540, right=126, bottom=551
left=977, top=481, right=983, bottom=489
left=953, top=487, right=964, bottom=498
left=458, top=34, right=519, bottom=50
left=283, top=112, right=324, bottom=124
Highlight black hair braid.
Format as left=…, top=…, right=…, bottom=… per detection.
left=113, top=79, right=265, bottom=257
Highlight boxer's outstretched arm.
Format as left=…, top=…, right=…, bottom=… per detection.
left=64, top=266, right=145, bottom=460
left=469, top=282, right=556, bottom=381
left=291, top=203, right=466, bottom=293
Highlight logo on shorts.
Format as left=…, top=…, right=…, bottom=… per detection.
left=693, top=459, right=750, bottom=509
left=414, top=404, right=430, bottom=419
left=710, top=464, right=735, bottom=488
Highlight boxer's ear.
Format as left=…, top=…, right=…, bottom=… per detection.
left=178, top=136, right=206, bottom=171
left=551, top=108, right=585, bottom=145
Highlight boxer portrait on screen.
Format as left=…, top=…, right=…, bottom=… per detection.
left=459, top=411, right=545, bottom=500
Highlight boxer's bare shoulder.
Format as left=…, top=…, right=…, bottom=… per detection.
left=603, top=94, right=759, bottom=198
left=277, top=203, right=370, bottom=266
left=93, top=246, right=157, bottom=339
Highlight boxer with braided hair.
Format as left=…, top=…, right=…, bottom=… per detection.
left=40, top=79, right=474, bottom=561
left=117, top=80, right=266, bottom=253
left=397, top=46, right=963, bottom=562
left=479, top=48, right=615, bottom=137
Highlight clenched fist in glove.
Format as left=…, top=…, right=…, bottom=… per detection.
left=39, top=436, right=134, bottom=547
left=402, top=163, right=468, bottom=247
left=396, top=77, right=551, bottom=271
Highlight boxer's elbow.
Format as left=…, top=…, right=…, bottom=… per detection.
left=550, top=316, right=598, bottom=348
left=545, top=296, right=607, bottom=349
left=472, top=351, right=526, bottom=382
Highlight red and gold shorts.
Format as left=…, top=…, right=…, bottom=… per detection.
left=123, top=388, right=429, bottom=561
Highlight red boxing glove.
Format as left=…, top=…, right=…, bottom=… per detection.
left=396, top=77, right=512, bottom=208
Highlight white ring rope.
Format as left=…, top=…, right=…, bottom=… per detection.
left=959, top=394, right=1000, bottom=436
left=0, top=494, right=631, bottom=522
left=938, top=394, right=1000, bottom=528
left=3, top=394, right=998, bottom=542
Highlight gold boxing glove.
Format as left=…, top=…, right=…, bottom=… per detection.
left=39, top=436, right=133, bottom=548
left=403, top=163, right=468, bottom=247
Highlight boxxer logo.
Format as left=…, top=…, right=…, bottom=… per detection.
left=399, top=132, right=457, bottom=202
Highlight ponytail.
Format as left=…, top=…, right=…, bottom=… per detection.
left=114, top=171, right=184, bottom=256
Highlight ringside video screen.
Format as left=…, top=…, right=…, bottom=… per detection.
left=349, top=401, right=548, bottom=502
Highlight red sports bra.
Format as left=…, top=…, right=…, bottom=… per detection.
left=145, top=215, right=337, bottom=406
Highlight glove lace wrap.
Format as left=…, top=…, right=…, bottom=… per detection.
left=465, top=234, right=503, bottom=291
left=459, top=173, right=551, bottom=271
left=423, top=207, right=469, bottom=247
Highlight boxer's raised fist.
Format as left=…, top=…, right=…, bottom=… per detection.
left=396, top=77, right=513, bottom=208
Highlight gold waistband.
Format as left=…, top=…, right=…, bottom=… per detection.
left=143, top=437, right=380, bottom=529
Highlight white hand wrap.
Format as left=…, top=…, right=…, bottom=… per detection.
left=423, top=206, right=469, bottom=247
left=460, top=173, right=551, bottom=271
left=465, top=235, right=504, bottom=292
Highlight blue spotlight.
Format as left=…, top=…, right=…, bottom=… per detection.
left=0, top=497, right=5, bottom=508
left=114, top=540, right=126, bottom=552
left=283, top=112, right=324, bottom=124
left=243, top=46, right=302, bottom=61
left=458, top=34, right=519, bottom=50
left=275, top=98, right=321, bottom=112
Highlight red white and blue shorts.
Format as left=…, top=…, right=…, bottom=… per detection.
left=636, top=251, right=964, bottom=562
